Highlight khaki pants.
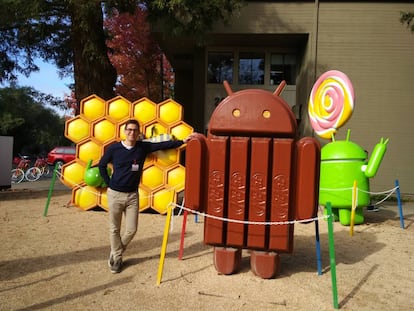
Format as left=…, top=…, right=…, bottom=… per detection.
left=107, top=188, right=139, bottom=261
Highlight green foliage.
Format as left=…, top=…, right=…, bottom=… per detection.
left=0, top=0, right=119, bottom=100
left=0, top=86, right=68, bottom=155
left=147, top=0, right=245, bottom=42
left=0, top=0, right=244, bottom=101
left=400, top=11, right=414, bottom=32
left=0, top=0, right=71, bottom=81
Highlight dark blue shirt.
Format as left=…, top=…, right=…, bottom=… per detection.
left=98, top=140, right=184, bottom=192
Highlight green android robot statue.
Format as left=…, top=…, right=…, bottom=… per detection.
left=308, top=70, right=389, bottom=226
left=319, top=130, right=389, bottom=225
left=84, top=159, right=111, bottom=187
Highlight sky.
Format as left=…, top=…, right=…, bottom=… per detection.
left=16, top=59, right=73, bottom=98
left=9, top=59, right=74, bottom=116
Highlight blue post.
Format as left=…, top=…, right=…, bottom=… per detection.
left=395, top=180, right=405, bottom=229
left=315, top=219, right=323, bottom=275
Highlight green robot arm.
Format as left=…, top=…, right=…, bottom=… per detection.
left=364, top=137, right=389, bottom=178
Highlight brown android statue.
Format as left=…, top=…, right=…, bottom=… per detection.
left=184, top=81, right=321, bottom=279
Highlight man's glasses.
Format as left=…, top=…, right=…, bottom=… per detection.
left=125, top=128, right=139, bottom=132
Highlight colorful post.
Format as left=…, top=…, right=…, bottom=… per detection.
left=350, top=180, right=358, bottom=236
left=43, top=163, right=59, bottom=217
left=178, top=209, right=188, bottom=260
left=157, top=204, right=173, bottom=285
left=315, top=219, right=322, bottom=275
left=395, top=179, right=405, bottom=229
left=326, top=202, right=339, bottom=309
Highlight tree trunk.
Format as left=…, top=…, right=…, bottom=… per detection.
left=70, top=1, right=116, bottom=110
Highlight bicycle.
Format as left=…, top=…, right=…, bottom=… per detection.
left=11, top=157, right=42, bottom=184
left=33, top=156, right=51, bottom=176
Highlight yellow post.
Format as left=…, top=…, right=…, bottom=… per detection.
left=350, top=180, right=357, bottom=236
left=156, top=204, right=173, bottom=285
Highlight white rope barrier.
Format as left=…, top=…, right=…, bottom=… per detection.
left=171, top=201, right=330, bottom=226
left=320, top=186, right=398, bottom=208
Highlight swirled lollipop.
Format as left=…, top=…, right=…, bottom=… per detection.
left=308, top=70, right=354, bottom=139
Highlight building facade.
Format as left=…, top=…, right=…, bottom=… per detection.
left=154, top=1, right=414, bottom=195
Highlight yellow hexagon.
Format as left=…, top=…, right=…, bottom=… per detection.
left=117, top=123, right=127, bottom=141
left=65, top=116, right=90, bottom=143
left=92, top=118, right=116, bottom=144
left=141, top=165, right=165, bottom=190
left=166, top=165, right=186, bottom=192
left=133, top=98, right=157, bottom=124
left=155, top=149, right=179, bottom=167
left=170, top=122, right=194, bottom=140
left=72, top=186, right=99, bottom=211
left=61, top=161, right=85, bottom=188
left=152, top=188, right=176, bottom=214
left=77, top=139, right=102, bottom=165
left=64, top=94, right=192, bottom=215
left=144, top=122, right=167, bottom=139
left=158, top=99, right=182, bottom=125
left=107, top=97, right=131, bottom=121
left=139, top=186, right=151, bottom=212
left=80, top=95, right=106, bottom=121
left=99, top=188, right=108, bottom=211
left=143, top=154, right=155, bottom=168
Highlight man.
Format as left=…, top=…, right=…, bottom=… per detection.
left=99, top=119, right=194, bottom=273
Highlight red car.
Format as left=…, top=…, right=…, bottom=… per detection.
left=47, top=146, right=76, bottom=168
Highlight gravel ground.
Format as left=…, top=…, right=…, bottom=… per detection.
left=1, top=180, right=413, bottom=310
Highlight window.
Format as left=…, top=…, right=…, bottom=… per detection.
left=270, top=53, right=297, bottom=85
left=65, top=147, right=76, bottom=155
left=207, top=52, right=233, bottom=83
left=206, top=50, right=298, bottom=86
left=238, top=52, right=265, bottom=85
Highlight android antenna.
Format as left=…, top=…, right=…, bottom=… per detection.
left=346, top=129, right=351, bottom=141
left=273, top=80, right=287, bottom=96
left=223, top=80, right=233, bottom=96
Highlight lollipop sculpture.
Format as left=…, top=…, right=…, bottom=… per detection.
left=308, top=70, right=355, bottom=139
left=309, top=70, right=389, bottom=226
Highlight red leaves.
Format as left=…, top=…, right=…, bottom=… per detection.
left=105, top=8, right=174, bottom=102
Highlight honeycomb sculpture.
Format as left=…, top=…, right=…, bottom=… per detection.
left=62, top=95, right=193, bottom=214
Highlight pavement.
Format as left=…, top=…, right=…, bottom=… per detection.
left=10, top=176, right=69, bottom=191
left=0, top=175, right=71, bottom=200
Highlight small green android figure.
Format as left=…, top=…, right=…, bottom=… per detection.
left=84, top=159, right=111, bottom=187
left=319, top=130, right=389, bottom=225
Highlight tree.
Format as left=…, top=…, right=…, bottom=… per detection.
left=0, top=0, right=136, bottom=105
left=0, top=0, right=244, bottom=108
left=0, top=86, right=69, bottom=155
left=400, top=11, right=414, bottom=32
left=68, top=1, right=120, bottom=103
left=147, top=0, right=245, bottom=42
left=105, top=7, right=174, bottom=102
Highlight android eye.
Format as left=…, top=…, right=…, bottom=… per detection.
left=232, top=109, right=241, bottom=118
left=262, top=110, right=271, bottom=118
